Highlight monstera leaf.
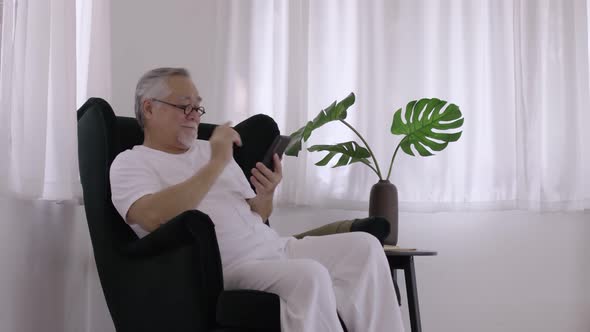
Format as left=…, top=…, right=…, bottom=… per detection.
left=391, top=98, right=463, bottom=157
left=286, top=92, right=464, bottom=181
left=308, top=141, right=372, bottom=168
left=285, top=92, right=356, bottom=157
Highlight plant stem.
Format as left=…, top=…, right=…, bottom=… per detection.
left=340, top=119, right=383, bottom=180
left=386, top=138, right=405, bottom=181
left=364, top=163, right=380, bottom=178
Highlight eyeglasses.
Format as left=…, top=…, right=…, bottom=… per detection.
left=152, top=98, right=206, bottom=117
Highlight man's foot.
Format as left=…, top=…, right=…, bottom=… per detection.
left=350, top=216, right=390, bottom=244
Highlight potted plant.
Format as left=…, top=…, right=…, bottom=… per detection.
left=285, top=92, right=464, bottom=245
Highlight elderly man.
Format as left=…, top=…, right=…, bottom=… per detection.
left=110, top=67, right=405, bottom=332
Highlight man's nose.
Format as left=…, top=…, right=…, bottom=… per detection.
left=186, top=109, right=201, bottom=122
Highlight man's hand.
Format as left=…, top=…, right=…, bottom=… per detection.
left=209, top=122, right=242, bottom=167
left=250, top=154, right=283, bottom=197
left=247, top=154, right=283, bottom=220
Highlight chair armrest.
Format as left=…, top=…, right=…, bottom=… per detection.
left=216, top=290, right=281, bottom=331
left=115, top=210, right=225, bottom=330
left=123, top=210, right=213, bottom=258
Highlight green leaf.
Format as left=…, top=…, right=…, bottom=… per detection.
left=285, top=92, right=356, bottom=157
left=307, top=141, right=371, bottom=168
left=391, top=98, right=463, bottom=157
left=315, top=151, right=338, bottom=166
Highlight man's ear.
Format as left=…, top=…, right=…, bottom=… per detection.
left=143, top=99, right=153, bottom=120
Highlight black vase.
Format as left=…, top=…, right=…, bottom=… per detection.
left=369, top=180, right=399, bottom=245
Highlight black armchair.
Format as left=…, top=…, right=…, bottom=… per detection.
left=77, top=98, right=283, bottom=331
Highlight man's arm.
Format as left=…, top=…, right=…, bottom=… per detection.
left=127, top=159, right=225, bottom=232
left=127, top=123, right=241, bottom=232
left=247, top=154, right=282, bottom=221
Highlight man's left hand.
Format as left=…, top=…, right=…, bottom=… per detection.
left=250, top=154, right=283, bottom=196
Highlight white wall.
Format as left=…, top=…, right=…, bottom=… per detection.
left=0, top=199, right=114, bottom=332
left=108, top=1, right=590, bottom=332
left=110, top=0, right=221, bottom=121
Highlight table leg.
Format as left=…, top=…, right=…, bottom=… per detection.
left=404, top=256, right=422, bottom=332
left=390, top=270, right=401, bottom=306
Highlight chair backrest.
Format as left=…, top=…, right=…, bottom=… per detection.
left=77, top=98, right=136, bottom=262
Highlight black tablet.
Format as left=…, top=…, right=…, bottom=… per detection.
left=261, top=135, right=291, bottom=171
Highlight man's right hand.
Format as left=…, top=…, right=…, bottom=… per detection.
left=209, top=122, right=242, bottom=166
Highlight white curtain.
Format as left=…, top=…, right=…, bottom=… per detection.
left=0, top=0, right=111, bottom=200
left=0, top=1, right=113, bottom=331
left=212, top=0, right=590, bottom=212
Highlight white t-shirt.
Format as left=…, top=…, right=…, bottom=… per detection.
left=110, top=140, right=289, bottom=269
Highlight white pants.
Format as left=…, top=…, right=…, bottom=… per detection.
left=223, top=232, right=405, bottom=332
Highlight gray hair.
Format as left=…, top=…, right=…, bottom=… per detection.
left=134, top=67, right=191, bottom=128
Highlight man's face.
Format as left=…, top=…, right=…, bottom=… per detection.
left=144, top=75, right=203, bottom=150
